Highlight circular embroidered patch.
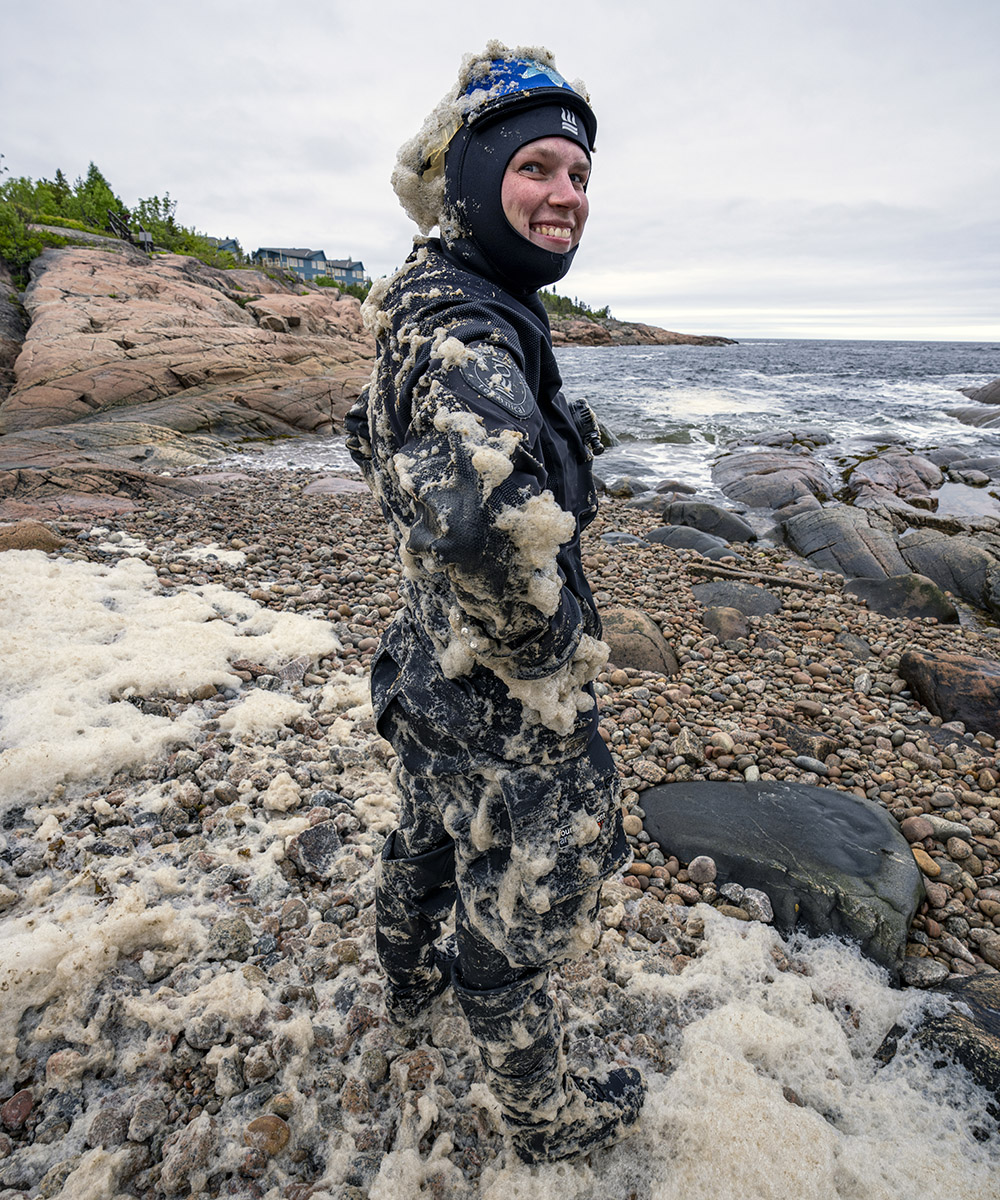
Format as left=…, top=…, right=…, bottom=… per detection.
left=460, top=343, right=535, bottom=419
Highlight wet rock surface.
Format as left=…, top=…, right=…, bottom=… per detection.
left=878, top=973, right=1000, bottom=1100
left=958, top=376, right=1000, bottom=406
left=701, top=427, right=1000, bottom=626
left=1, top=469, right=999, bottom=1196
left=639, top=781, right=924, bottom=975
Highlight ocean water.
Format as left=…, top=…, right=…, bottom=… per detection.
left=224, top=339, right=1000, bottom=509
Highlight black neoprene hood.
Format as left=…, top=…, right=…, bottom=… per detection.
left=443, top=89, right=597, bottom=297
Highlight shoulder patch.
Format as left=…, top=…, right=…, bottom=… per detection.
left=459, top=343, right=535, bottom=420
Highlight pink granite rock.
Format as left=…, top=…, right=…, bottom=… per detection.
left=0, top=247, right=375, bottom=517
left=1, top=249, right=373, bottom=435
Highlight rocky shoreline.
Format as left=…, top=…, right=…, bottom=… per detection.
left=548, top=314, right=736, bottom=348
left=2, top=244, right=1000, bottom=1194
left=1, top=467, right=999, bottom=1197
left=0, top=246, right=737, bottom=522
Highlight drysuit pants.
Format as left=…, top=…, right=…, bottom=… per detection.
left=371, top=632, right=629, bottom=990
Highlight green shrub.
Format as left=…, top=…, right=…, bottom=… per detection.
left=0, top=156, right=248, bottom=279
left=30, top=214, right=96, bottom=233
left=539, top=288, right=611, bottom=320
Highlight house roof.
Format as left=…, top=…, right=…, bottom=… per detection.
left=254, top=247, right=325, bottom=260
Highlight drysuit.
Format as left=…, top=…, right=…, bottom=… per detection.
left=347, top=238, right=628, bottom=980
left=344, top=47, right=644, bottom=1165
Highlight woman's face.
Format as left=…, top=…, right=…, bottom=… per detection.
left=500, top=137, right=590, bottom=254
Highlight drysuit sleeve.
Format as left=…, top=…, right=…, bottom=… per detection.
left=395, top=338, right=585, bottom=681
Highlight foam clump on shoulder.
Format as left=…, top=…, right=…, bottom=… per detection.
left=390, top=39, right=578, bottom=235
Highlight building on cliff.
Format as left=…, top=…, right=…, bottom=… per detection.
left=251, top=247, right=369, bottom=287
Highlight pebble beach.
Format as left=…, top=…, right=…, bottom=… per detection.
left=1, top=466, right=999, bottom=1199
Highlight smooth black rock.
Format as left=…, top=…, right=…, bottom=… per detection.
left=645, top=526, right=728, bottom=554
left=690, top=580, right=781, bottom=616
left=640, top=781, right=924, bottom=977
left=659, top=501, right=757, bottom=544
left=844, top=574, right=959, bottom=623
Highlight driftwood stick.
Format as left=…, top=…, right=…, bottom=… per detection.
left=686, top=561, right=828, bottom=593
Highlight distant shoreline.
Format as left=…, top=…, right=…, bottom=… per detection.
left=549, top=313, right=737, bottom=347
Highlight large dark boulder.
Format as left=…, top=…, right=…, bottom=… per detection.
left=658, top=501, right=757, bottom=544
left=690, top=580, right=782, bottom=617
left=897, top=648, right=1000, bottom=737
left=877, top=974, right=1000, bottom=1105
left=945, top=405, right=1000, bottom=429
left=958, top=377, right=1000, bottom=405
left=640, top=781, right=924, bottom=976
left=600, top=606, right=679, bottom=676
left=712, top=448, right=835, bottom=512
left=898, top=528, right=1000, bottom=618
left=645, top=526, right=730, bottom=557
left=843, top=574, right=959, bottom=623
left=783, top=506, right=908, bottom=578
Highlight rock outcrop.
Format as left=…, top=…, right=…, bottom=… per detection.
left=549, top=315, right=736, bottom=347
left=712, top=446, right=836, bottom=511
left=1, top=248, right=371, bottom=435
left=845, top=450, right=943, bottom=511
left=958, top=376, right=1000, bottom=405
left=783, top=507, right=909, bottom=578
left=0, top=247, right=374, bottom=517
left=700, top=429, right=1000, bottom=622
left=897, top=648, right=1000, bottom=738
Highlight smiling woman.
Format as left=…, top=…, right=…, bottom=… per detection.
left=501, top=136, right=590, bottom=253
left=346, top=43, right=646, bottom=1166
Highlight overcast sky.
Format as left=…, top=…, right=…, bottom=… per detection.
left=2, top=0, right=998, bottom=341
